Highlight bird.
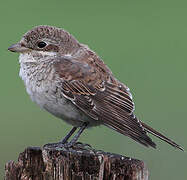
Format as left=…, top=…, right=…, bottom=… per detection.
left=8, top=25, right=183, bottom=151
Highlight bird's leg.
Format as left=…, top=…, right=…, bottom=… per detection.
left=65, top=122, right=88, bottom=147
left=43, top=126, right=77, bottom=149
left=43, top=123, right=88, bottom=149
left=60, top=126, right=77, bottom=144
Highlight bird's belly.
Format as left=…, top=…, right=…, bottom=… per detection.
left=26, top=84, right=100, bottom=127
left=31, top=91, right=85, bottom=126
left=19, top=63, right=101, bottom=127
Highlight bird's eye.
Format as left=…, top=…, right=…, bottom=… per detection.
left=37, top=41, right=47, bottom=48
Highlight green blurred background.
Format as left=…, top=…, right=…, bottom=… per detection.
left=1, top=0, right=187, bottom=179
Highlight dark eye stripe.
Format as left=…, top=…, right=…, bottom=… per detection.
left=37, top=41, right=47, bottom=48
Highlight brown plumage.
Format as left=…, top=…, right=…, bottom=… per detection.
left=53, top=55, right=182, bottom=150
left=8, top=25, right=184, bottom=151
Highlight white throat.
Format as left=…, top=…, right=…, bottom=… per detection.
left=19, top=51, right=58, bottom=64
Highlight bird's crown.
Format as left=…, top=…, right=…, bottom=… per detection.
left=21, top=25, right=79, bottom=52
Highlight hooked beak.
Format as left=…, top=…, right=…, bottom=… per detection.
left=8, top=43, right=30, bottom=53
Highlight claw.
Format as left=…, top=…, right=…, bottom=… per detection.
left=43, top=142, right=65, bottom=149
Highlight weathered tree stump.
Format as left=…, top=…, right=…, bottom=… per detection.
left=5, top=144, right=148, bottom=180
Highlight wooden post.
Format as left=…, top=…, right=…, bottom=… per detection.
left=5, top=144, right=148, bottom=180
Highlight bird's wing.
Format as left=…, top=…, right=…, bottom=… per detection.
left=52, top=55, right=156, bottom=148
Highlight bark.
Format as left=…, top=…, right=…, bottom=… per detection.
left=5, top=144, right=148, bottom=180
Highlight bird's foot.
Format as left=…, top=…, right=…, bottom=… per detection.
left=74, top=142, right=92, bottom=149
left=43, top=141, right=78, bottom=150
left=43, top=141, right=92, bottom=150
left=43, top=142, right=65, bottom=149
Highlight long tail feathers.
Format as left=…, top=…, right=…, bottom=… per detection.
left=141, top=122, right=184, bottom=151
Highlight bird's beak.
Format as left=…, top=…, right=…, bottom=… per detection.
left=8, top=43, right=30, bottom=53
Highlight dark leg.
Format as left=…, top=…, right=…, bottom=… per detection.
left=66, top=122, right=88, bottom=147
left=43, top=123, right=88, bottom=149
left=61, top=126, right=77, bottom=144
left=43, top=126, right=77, bottom=149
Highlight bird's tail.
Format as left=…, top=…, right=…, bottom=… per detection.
left=141, top=121, right=184, bottom=151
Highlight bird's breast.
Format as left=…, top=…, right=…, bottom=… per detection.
left=19, top=60, right=98, bottom=127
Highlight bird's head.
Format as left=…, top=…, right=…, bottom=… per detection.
left=8, top=25, right=80, bottom=62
